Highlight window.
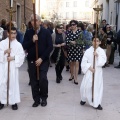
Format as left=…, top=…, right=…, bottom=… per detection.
left=66, top=2, right=70, bottom=7
left=80, top=12, right=84, bottom=19
left=73, top=12, right=77, bottom=19
left=48, top=3, right=53, bottom=9
left=60, top=13, right=63, bottom=18
left=60, top=2, right=63, bottom=7
left=85, top=0, right=89, bottom=7
left=73, top=1, right=77, bottom=7
left=66, top=12, right=69, bottom=19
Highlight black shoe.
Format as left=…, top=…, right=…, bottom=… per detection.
left=59, top=75, right=63, bottom=80
left=41, top=99, right=47, bottom=107
left=114, top=65, right=120, bottom=68
left=96, top=105, right=103, bottom=110
left=56, top=77, right=60, bottom=83
left=66, top=69, right=69, bottom=71
left=69, top=76, right=74, bottom=81
left=12, top=104, right=18, bottom=110
left=74, top=80, right=78, bottom=85
left=0, top=103, right=4, bottom=110
left=80, top=101, right=86, bottom=105
left=32, top=101, right=40, bottom=107
left=102, top=66, right=105, bottom=68
left=106, top=63, right=110, bottom=67
left=66, top=65, right=70, bottom=71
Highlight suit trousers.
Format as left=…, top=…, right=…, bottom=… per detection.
left=28, top=60, right=49, bottom=103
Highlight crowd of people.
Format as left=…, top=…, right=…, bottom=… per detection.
left=0, top=15, right=120, bottom=111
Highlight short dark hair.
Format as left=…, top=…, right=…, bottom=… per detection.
left=69, top=20, right=78, bottom=26
left=78, top=22, right=84, bottom=30
left=92, top=37, right=101, bottom=41
left=7, top=26, right=17, bottom=33
left=102, top=19, right=106, bottom=23
left=66, top=24, right=70, bottom=30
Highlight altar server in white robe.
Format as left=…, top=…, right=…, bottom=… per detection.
left=0, top=26, right=25, bottom=110
left=80, top=37, right=106, bottom=110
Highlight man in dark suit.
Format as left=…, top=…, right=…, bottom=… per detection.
left=23, top=14, right=53, bottom=107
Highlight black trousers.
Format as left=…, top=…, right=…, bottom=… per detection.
left=55, top=51, right=65, bottom=78
left=28, top=60, right=49, bottom=103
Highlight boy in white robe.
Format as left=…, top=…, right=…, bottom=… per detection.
left=0, top=27, right=25, bottom=110
left=80, top=37, right=106, bottom=110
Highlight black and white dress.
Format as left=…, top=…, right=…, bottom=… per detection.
left=66, top=29, right=83, bottom=62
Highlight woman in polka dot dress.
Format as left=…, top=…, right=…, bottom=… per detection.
left=66, top=20, right=83, bottom=85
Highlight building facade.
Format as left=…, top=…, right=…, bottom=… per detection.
left=92, top=0, right=120, bottom=31
left=0, top=0, right=33, bottom=29
left=44, top=0, right=93, bottom=23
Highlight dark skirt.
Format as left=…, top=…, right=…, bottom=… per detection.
left=51, top=48, right=65, bottom=63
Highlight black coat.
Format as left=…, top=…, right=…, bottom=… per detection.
left=23, top=27, right=53, bottom=61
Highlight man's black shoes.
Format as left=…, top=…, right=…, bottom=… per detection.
left=56, top=77, right=60, bottom=83
left=12, top=104, right=18, bottom=110
left=32, top=102, right=40, bottom=107
left=41, top=99, right=47, bottom=107
left=0, top=103, right=4, bottom=110
left=80, top=101, right=86, bottom=105
left=96, top=105, right=103, bottom=110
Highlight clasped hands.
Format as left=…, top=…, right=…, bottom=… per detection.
left=56, top=43, right=65, bottom=47
left=70, top=41, right=76, bottom=45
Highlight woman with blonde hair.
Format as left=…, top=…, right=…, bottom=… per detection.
left=20, top=23, right=26, bottom=34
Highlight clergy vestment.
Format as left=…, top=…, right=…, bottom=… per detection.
left=0, top=38, right=25, bottom=105
left=80, top=46, right=106, bottom=108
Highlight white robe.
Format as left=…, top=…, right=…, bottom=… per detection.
left=0, top=38, right=25, bottom=105
left=80, top=46, right=106, bottom=108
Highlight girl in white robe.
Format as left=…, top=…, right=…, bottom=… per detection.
left=80, top=38, right=106, bottom=110
left=0, top=27, right=25, bottom=110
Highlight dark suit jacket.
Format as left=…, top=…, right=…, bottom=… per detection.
left=23, top=26, right=53, bottom=61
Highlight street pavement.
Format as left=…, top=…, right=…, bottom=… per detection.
left=0, top=53, right=120, bottom=120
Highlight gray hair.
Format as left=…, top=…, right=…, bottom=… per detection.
left=87, top=24, right=93, bottom=32
left=30, top=14, right=41, bottom=21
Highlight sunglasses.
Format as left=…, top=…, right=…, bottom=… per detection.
left=58, top=27, right=63, bottom=29
left=71, top=24, right=76, bottom=26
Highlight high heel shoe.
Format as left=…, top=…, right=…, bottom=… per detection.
left=74, top=80, right=78, bottom=85
left=69, top=76, right=74, bottom=81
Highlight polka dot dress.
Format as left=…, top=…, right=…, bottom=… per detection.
left=66, top=29, right=83, bottom=62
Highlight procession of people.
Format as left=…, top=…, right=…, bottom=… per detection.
left=0, top=4, right=120, bottom=112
